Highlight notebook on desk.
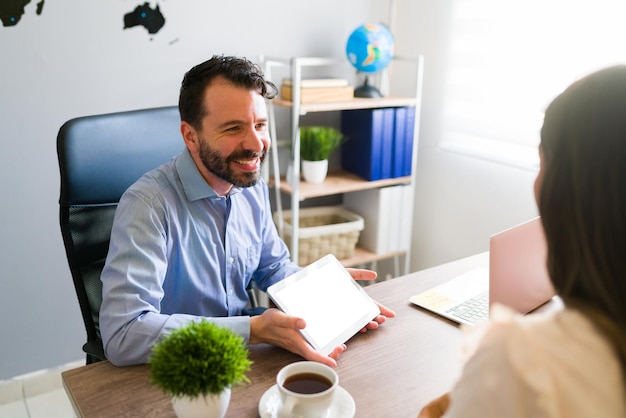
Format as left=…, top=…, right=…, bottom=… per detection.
left=409, top=217, right=555, bottom=326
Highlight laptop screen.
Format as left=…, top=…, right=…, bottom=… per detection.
left=409, top=217, right=556, bottom=326
left=489, top=216, right=555, bottom=314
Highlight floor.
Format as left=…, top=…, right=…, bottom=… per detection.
left=0, top=359, right=83, bottom=418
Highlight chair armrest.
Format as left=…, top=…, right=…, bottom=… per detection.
left=82, top=340, right=106, bottom=363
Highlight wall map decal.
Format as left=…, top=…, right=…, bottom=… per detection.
left=1, top=0, right=166, bottom=36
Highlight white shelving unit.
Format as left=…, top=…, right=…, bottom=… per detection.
left=261, top=55, right=424, bottom=275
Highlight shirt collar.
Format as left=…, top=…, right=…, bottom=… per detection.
left=175, top=148, right=242, bottom=201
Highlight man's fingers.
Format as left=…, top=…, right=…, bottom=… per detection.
left=346, top=268, right=377, bottom=281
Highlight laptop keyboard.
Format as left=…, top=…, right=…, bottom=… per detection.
left=445, top=291, right=489, bottom=324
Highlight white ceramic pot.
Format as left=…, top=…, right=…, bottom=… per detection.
left=301, top=159, right=328, bottom=184
left=171, top=388, right=231, bottom=418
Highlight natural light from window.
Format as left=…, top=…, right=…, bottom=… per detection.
left=440, top=0, right=626, bottom=171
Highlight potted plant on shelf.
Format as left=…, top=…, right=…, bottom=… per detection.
left=149, top=319, right=252, bottom=418
left=299, top=126, right=345, bottom=183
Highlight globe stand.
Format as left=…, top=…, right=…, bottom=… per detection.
left=354, top=76, right=382, bottom=98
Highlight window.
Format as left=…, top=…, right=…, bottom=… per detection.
left=440, top=0, right=626, bottom=171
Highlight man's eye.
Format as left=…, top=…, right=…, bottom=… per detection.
left=256, top=122, right=268, bottom=130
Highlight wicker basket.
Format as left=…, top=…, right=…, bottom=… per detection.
left=274, top=206, right=364, bottom=266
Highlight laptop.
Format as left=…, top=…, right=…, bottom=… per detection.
left=409, top=217, right=555, bottom=326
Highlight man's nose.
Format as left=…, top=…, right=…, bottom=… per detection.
left=243, top=130, right=268, bottom=152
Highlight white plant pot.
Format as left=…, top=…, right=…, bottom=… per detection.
left=301, top=159, right=328, bottom=184
left=171, top=388, right=231, bottom=418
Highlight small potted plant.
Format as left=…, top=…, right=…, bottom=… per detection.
left=149, top=320, right=252, bottom=418
left=299, top=126, right=345, bottom=183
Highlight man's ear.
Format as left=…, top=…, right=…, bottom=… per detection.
left=180, top=121, right=199, bottom=152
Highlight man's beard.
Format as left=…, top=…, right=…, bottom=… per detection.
left=198, top=139, right=267, bottom=188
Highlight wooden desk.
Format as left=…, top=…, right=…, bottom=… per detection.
left=63, top=252, right=489, bottom=418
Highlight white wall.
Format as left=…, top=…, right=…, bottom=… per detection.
left=392, top=0, right=539, bottom=271
left=1, top=0, right=543, bottom=380
left=0, top=0, right=389, bottom=379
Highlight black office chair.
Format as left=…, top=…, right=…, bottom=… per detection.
left=57, top=106, right=184, bottom=364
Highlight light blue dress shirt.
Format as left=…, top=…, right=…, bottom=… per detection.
left=100, top=148, right=300, bottom=366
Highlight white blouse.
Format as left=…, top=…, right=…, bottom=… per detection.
left=444, top=304, right=625, bottom=418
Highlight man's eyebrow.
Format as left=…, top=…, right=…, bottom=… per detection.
left=215, top=114, right=269, bottom=129
left=216, top=119, right=245, bottom=129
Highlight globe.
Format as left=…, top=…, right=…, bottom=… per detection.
left=346, top=23, right=395, bottom=74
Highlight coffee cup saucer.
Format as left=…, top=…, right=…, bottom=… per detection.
left=258, top=384, right=355, bottom=418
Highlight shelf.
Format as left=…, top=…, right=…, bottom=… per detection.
left=273, top=169, right=411, bottom=200
left=263, top=55, right=424, bottom=272
left=339, top=247, right=407, bottom=269
left=271, top=96, right=417, bottom=114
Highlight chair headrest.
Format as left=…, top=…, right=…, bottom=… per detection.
left=58, top=106, right=184, bottom=206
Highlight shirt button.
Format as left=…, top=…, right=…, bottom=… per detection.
left=228, top=257, right=235, bottom=264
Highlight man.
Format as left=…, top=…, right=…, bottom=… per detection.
left=100, top=55, right=395, bottom=367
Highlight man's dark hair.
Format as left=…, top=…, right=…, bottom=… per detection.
left=179, top=55, right=278, bottom=129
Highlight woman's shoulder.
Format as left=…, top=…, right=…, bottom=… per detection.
left=458, top=304, right=624, bottom=417
left=467, top=304, right=614, bottom=363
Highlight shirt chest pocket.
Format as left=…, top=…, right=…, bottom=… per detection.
left=244, top=242, right=263, bottom=277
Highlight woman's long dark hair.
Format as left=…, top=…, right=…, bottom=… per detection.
left=538, top=65, right=626, bottom=387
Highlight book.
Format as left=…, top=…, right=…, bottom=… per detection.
left=391, top=106, right=416, bottom=178
left=343, top=184, right=411, bottom=254
left=403, top=107, right=416, bottom=177
left=386, top=185, right=401, bottom=253
left=343, top=187, right=394, bottom=254
left=282, top=77, right=350, bottom=88
left=387, top=184, right=413, bottom=252
left=341, top=108, right=385, bottom=181
left=280, top=85, right=354, bottom=103
left=340, top=108, right=395, bottom=181
left=380, top=108, right=395, bottom=180
left=398, top=183, right=414, bottom=251
left=392, top=107, right=408, bottom=178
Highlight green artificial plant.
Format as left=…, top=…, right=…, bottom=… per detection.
left=149, top=319, right=252, bottom=399
left=299, top=126, right=346, bottom=161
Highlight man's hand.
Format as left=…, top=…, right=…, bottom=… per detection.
left=346, top=268, right=396, bottom=332
left=345, top=267, right=377, bottom=281
left=418, top=393, right=450, bottom=418
left=249, top=308, right=345, bottom=367
left=359, top=301, right=396, bottom=332
left=249, top=267, right=395, bottom=367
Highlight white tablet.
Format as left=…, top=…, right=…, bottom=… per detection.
left=267, top=254, right=380, bottom=355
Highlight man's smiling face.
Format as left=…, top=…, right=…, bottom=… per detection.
left=181, top=76, right=271, bottom=195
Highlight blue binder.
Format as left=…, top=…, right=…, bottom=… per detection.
left=392, top=107, right=407, bottom=178
left=380, top=108, right=395, bottom=179
left=341, top=108, right=395, bottom=181
left=403, top=107, right=416, bottom=177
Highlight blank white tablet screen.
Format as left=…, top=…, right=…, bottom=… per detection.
left=268, top=255, right=379, bottom=354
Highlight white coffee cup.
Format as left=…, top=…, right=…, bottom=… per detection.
left=276, top=361, right=338, bottom=418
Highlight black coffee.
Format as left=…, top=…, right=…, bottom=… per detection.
left=283, top=372, right=333, bottom=394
